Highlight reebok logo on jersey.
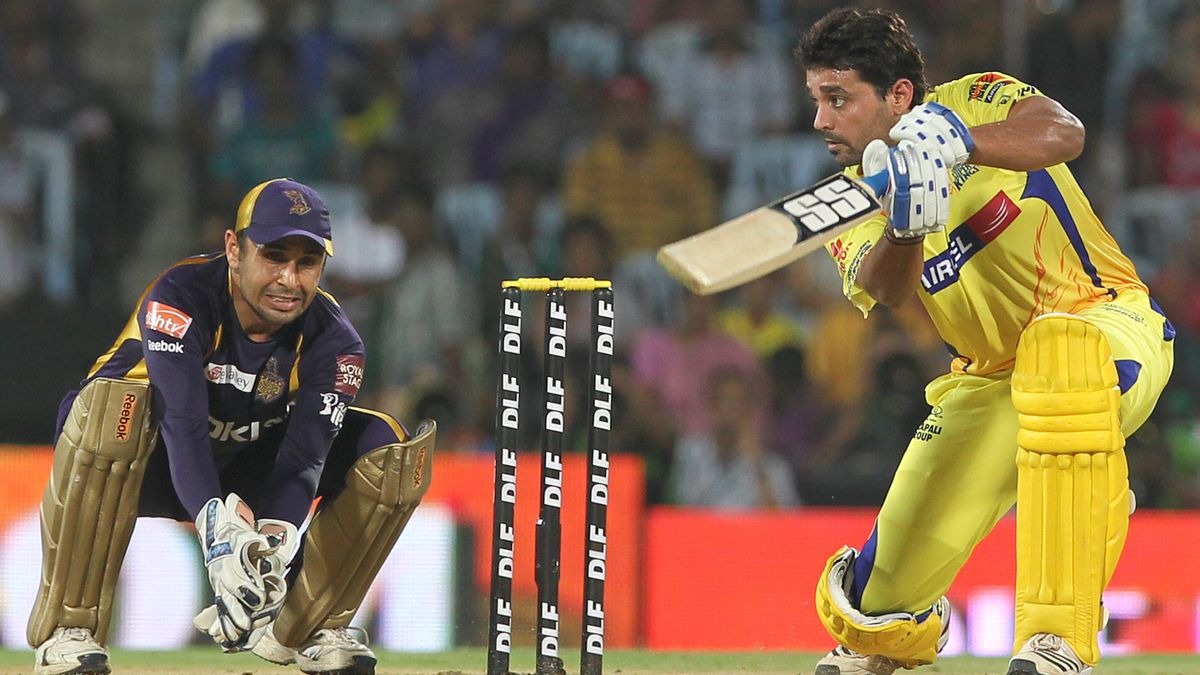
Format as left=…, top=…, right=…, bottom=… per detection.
left=146, top=339, right=184, bottom=354
left=145, top=301, right=193, bottom=339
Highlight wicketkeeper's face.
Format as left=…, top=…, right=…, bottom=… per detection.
left=227, top=233, right=326, bottom=332
left=806, top=67, right=908, bottom=167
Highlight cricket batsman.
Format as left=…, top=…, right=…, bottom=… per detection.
left=796, top=8, right=1174, bottom=675
left=28, top=178, right=435, bottom=675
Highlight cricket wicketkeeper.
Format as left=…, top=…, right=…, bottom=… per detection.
left=28, top=178, right=435, bottom=675
left=795, top=8, right=1174, bottom=675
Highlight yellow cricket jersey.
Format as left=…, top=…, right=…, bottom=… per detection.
left=826, top=72, right=1147, bottom=375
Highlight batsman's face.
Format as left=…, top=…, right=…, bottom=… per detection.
left=806, top=67, right=908, bottom=167
left=226, top=232, right=326, bottom=335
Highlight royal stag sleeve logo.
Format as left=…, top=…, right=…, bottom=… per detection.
left=334, top=354, right=365, bottom=397
left=145, top=300, right=194, bottom=339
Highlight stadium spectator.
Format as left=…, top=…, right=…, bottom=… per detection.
left=669, top=366, right=800, bottom=508
left=563, top=73, right=716, bottom=258
left=630, top=291, right=764, bottom=436
left=470, top=27, right=580, bottom=183
left=716, top=272, right=804, bottom=360
left=652, top=0, right=795, bottom=184
left=371, top=183, right=482, bottom=428
left=1126, top=7, right=1200, bottom=188
left=320, top=143, right=414, bottom=329
left=0, top=91, right=36, bottom=308
left=478, top=165, right=560, bottom=335
left=208, top=36, right=341, bottom=201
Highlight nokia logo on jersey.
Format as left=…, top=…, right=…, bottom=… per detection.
left=922, top=191, right=1020, bottom=294
left=146, top=339, right=184, bottom=354
left=209, top=414, right=285, bottom=443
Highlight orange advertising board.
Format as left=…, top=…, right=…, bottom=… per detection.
left=0, top=447, right=645, bottom=650
left=643, top=508, right=1200, bottom=653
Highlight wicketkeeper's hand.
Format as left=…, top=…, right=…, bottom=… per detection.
left=862, top=138, right=950, bottom=239
left=253, top=516, right=300, bottom=614
left=194, top=493, right=277, bottom=651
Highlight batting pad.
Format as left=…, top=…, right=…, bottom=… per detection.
left=27, top=378, right=157, bottom=647
left=1012, top=314, right=1126, bottom=666
left=815, top=546, right=949, bottom=667
left=273, top=419, right=436, bottom=647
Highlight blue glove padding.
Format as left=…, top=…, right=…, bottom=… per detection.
left=861, top=139, right=950, bottom=238
left=889, top=102, right=974, bottom=168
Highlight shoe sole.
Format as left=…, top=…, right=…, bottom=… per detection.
left=1006, top=658, right=1092, bottom=675
left=1007, top=659, right=1041, bottom=675
left=38, top=653, right=110, bottom=675
left=814, top=666, right=842, bottom=675
left=299, top=653, right=376, bottom=675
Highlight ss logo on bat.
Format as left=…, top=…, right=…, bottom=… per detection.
left=780, top=176, right=874, bottom=233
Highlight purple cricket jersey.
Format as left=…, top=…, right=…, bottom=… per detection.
left=81, top=252, right=365, bottom=525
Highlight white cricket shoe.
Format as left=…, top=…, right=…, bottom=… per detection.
left=251, top=624, right=297, bottom=665
left=1007, top=633, right=1092, bottom=675
left=814, top=645, right=901, bottom=675
left=255, top=624, right=376, bottom=674
left=296, top=627, right=376, bottom=675
left=34, top=627, right=110, bottom=675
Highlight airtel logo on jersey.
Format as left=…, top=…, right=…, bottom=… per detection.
left=208, top=414, right=285, bottom=443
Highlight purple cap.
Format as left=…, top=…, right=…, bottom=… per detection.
left=234, top=178, right=334, bottom=255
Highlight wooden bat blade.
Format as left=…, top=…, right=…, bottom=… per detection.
left=657, top=172, right=886, bottom=295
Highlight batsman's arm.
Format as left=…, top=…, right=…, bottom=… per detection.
left=965, top=95, right=1084, bottom=171
left=854, top=229, right=927, bottom=307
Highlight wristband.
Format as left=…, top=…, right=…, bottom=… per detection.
left=884, top=228, right=926, bottom=246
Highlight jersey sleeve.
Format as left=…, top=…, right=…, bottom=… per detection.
left=824, top=176, right=887, bottom=317
left=257, top=319, right=365, bottom=525
left=928, top=71, right=1043, bottom=127
left=138, top=274, right=222, bottom=519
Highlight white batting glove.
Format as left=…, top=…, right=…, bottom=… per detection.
left=889, top=102, right=974, bottom=168
left=862, top=138, right=951, bottom=239
left=194, top=493, right=276, bottom=650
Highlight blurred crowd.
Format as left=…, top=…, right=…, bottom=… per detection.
left=2, top=0, right=1200, bottom=509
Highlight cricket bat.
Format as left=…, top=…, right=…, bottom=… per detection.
left=657, top=171, right=888, bottom=295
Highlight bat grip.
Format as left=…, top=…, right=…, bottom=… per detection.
left=861, top=170, right=889, bottom=198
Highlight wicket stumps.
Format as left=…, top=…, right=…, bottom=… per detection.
left=488, top=278, right=615, bottom=675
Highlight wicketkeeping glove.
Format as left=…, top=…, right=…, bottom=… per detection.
left=194, top=493, right=277, bottom=651
left=252, top=516, right=300, bottom=615
left=862, top=138, right=951, bottom=239
left=889, top=101, right=975, bottom=168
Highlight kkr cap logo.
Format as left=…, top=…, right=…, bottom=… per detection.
left=284, top=189, right=311, bottom=215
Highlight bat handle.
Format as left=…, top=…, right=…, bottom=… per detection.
left=860, top=170, right=889, bottom=198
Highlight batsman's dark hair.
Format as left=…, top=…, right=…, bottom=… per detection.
left=796, top=7, right=929, bottom=104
